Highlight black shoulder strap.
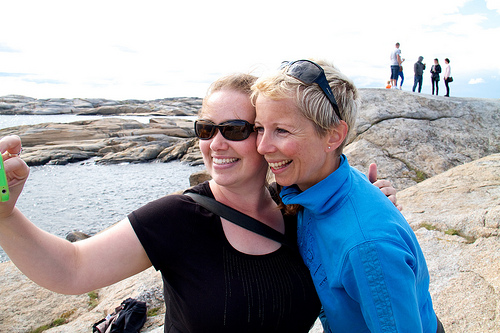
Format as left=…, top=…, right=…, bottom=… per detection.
left=185, top=192, right=294, bottom=248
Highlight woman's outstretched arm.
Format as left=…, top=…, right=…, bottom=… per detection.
left=0, top=135, right=151, bottom=295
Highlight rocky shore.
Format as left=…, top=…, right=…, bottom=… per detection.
left=0, top=90, right=499, bottom=332
left=0, top=95, right=202, bottom=116
left=0, top=95, right=204, bottom=166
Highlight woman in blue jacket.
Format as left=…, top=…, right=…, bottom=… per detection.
left=252, top=59, right=444, bottom=333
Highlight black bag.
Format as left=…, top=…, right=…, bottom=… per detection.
left=448, top=77, right=453, bottom=82
left=93, top=298, right=147, bottom=333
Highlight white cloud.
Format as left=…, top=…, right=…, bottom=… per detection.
left=469, top=78, right=485, bottom=84
left=486, top=0, right=500, bottom=13
left=0, top=0, right=498, bottom=99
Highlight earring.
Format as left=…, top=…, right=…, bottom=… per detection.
left=328, top=146, right=331, bottom=149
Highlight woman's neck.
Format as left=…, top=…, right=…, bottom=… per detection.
left=209, top=180, right=273, bottom=213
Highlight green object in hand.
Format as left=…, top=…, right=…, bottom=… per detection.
left=0, top=155, right=9, bottom=202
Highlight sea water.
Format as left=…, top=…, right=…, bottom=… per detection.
left=0, top=161, right=205, bottom=262
left=0, top=115, right=204, bottom=262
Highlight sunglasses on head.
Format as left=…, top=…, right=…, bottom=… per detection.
left=280, top=60, right=342, bottom=121
left=194, top=119, right=255, bottom=141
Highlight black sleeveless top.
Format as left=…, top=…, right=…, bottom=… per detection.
left=129, top=182, right=321, bottom=333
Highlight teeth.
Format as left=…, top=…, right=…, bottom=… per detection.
left=213, top=158, right=238, bottom=165
left=269, top=160, right=292, bottom=169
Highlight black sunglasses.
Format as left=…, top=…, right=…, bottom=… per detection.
left=194, top=119, right=255, bottom=141
left=280, top=60, right=342, bottom=120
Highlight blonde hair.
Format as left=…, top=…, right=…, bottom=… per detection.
left=199, top=73, right=257, bottom=117
left=251, top=59, right=359, bottom=153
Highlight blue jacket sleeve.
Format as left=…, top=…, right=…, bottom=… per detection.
left=341, top=240, right=424, bottom=332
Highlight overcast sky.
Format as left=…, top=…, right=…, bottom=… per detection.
left=1, top=0, right=499, bottom=100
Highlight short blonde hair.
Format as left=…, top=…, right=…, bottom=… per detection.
left=251, top=59, right=359, bottom=153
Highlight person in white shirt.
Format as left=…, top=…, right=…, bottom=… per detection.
left=389, top=43, right=402, bottom=88
left=443, top=58, right=452, bottom=97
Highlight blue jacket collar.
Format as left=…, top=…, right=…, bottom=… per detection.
left=280, top=155, right=351, bottom=218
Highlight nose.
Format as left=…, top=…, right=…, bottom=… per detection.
left=256, top=129, right=275, bottom=156
left=210, top=129, right=229, bottom=151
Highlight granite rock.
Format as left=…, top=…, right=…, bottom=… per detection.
left=0, top=91, right=498, bottom=332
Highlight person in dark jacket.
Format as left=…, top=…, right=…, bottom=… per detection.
left=413, top=56, right=426, bottom=93
left=430, top=58, right=442, bottom=95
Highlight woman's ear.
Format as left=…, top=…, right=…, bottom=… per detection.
left=325, top=120, right=348, bottom=152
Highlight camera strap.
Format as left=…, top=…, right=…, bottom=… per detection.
left=185, top=192, right=294, bottom=249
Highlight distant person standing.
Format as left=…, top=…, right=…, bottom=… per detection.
left=396, top=57, right=405, bottom=89
left=390, top=43, right=402, bottom=88
left=430, top=58, right=441, bottom=95
left=412, top=56, right=426, bottom=93
left=443, top=58, right=452, bottom=97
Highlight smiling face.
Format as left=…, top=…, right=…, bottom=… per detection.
left=199, top=89, right=268, bottom=189
left=255, top=95, right=341, bottom=191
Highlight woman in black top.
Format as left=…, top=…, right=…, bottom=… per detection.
left=129, top=181, right=320, bottom=332
left=430, top=58, right=442, bottom=95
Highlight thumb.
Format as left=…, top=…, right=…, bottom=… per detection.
left=368, top=163, right=377, bottom=184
